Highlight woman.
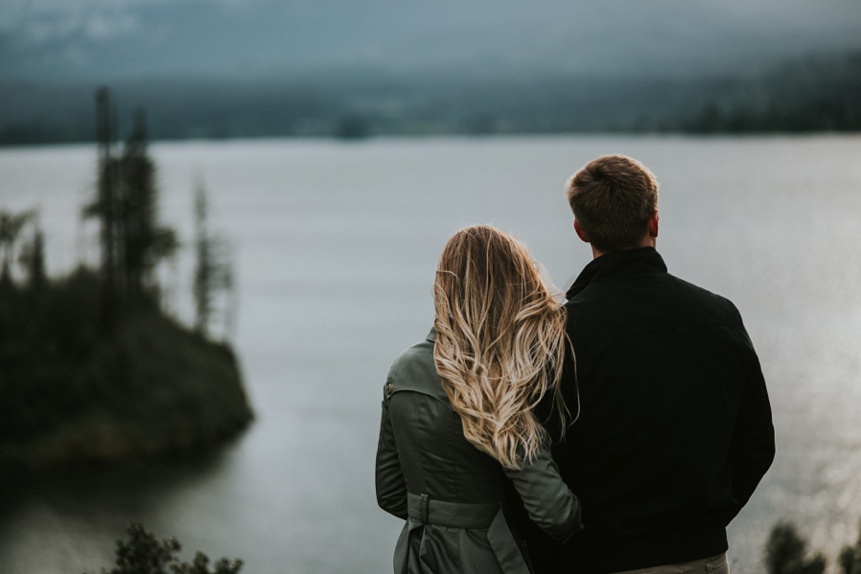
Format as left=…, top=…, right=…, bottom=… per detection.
left=375, top=225, right=582, bottom=574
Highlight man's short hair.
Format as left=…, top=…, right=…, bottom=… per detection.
left=565, top=155, right=659, bottom=253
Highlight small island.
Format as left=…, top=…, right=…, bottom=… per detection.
left=0, top=89, right=253, bottom=474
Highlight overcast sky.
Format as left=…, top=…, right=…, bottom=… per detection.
left=2, top=0, right=860, bottom=82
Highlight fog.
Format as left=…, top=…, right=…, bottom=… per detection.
left=2, top=0, right=860, bottom=81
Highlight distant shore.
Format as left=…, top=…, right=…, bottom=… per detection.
left=2, top=49, right=859, bottom=146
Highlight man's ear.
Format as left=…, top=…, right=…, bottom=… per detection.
left=574, top=219, right=589, bottom=243
left=648, top=210, right=659, bottom=238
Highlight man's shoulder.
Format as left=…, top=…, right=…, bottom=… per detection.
left=664, top=273, right=745, bottom=324
left=564, top=270, right=745, bottom=331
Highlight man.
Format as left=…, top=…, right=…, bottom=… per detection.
left=545, top=154, right=775, bottom=573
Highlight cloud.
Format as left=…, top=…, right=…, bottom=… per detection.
left=3, top=2, right=141, bottom=44
left=2, top=0, right=860, bottom=81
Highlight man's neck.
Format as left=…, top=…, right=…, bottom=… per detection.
left=591, top=236, right=656, bottom=260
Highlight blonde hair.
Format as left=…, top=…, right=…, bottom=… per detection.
left=433, top=225, right=569, bottom=469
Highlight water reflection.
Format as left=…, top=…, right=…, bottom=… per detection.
left=0, top=442, right=242, bottom=572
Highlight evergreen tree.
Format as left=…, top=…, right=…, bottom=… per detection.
left=85, top=88, right=178, bottom=329
left=119, top=108, right=177, bottom=305
left=85, top=86, right=121, bottom=333
left=0, top=209, right=36, bottom=284
left=16, top=216, right=46, bottom=293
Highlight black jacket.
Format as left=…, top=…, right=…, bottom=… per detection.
left=539, top=247, right=775, bottom=573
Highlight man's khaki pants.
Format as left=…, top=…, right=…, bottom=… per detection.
left=611, top=553, right=730, bottom=574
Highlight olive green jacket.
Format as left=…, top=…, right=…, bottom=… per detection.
left=375, top=330, right=583, bottom=574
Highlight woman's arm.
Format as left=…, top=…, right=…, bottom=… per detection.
left=503, top=444, right=584, bottom=543
left=375, top=383, right=408, bottom=519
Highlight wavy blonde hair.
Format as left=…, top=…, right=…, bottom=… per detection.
left=433, top=225, right=569, bottom=469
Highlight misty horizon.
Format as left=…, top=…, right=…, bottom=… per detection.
left=2, top=1, right=859, bottom=145
left=2, top=0, right=861, bottom=83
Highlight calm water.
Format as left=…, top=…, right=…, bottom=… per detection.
left=2, top=135, right=861, bottom=573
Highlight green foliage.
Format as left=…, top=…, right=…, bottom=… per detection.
left=839, top=520, right=861, bottom=574
left=86, top=523, right=242, bottom=574
left=0, top=266, right=253, bottom=468
left=20, top=224, right=47, bottom=292
left=0, top=88, right=250, bottom=473
left=765, top=519, right=861, bottom=574
left=0, top=208, right=37, bottom=282
left=85, top=90, right=179, bottom=333
left=683, top=51, right=861, bottom=133
left=0, top=268, right=103, bottom=441
left=119, top=109, right=178, bottom=299
left=765, top=522, right=827, bottom=574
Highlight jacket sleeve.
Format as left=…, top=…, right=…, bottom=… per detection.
left=503, top=444, right=584, bottom=543
left=727, top=349, right=775, bottom=523
left=375, top=382, right=408, bottom=520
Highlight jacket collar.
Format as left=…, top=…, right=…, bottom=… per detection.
left=566, top=247, right=667, bottom=299
left=427, top=327, right=436, bottom=342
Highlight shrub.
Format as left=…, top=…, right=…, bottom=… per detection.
left=839, top=519, right=861, bottom=574
left=86, top=523, right=243, bottom=574
left=765, top=522, right=826, bottom=574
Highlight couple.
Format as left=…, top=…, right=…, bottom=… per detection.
left=375, top=155, right=776, bottom=574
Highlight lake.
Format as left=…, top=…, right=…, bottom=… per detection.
left=2, top=134, right=861, bottom=573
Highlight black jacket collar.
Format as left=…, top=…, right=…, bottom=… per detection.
left=566, top=247, right=667, bottom=299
